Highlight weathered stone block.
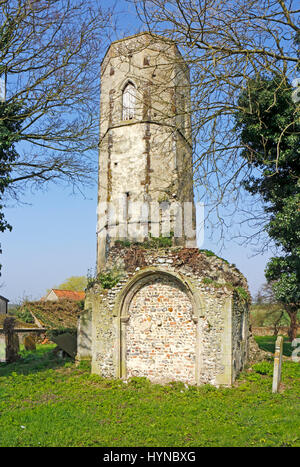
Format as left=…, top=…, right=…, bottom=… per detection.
left=83, top=247, right=250, bottom=386
left=272, top=335, right=283, bottom=393
left=77, top=308, right=92, bottom=361
left=52, top=333, right=77, bottom=359
left=24, top=334, right=36, bottom=351
left=3, top=317, right=20, bottom=363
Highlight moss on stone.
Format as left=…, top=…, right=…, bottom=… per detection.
left=115, top=233, right=174, bottom=250
left=202, top=278, right=251, bottom=303
left=235, top=286, right=251, bottom=302
left=199, top=249, right=230, bottom=264
left=115, top=239, right=131, bottom=248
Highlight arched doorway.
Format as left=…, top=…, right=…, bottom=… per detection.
left=115, top=268, right=204, bottom=384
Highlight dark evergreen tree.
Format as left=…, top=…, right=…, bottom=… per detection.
left=0, top=100, right=22, bottom=273
left=235, top=74, right=300, bottom=340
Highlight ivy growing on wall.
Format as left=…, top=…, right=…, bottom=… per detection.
left=87, top=267, right=123, bottom=290
left=202, top=278, right=250, bottom=303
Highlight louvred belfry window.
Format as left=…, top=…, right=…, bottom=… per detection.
left=122, top=82, right=136, bottom=120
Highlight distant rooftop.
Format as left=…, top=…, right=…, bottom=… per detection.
left=48, top=289, right=85, bottom=301
left=0, top=295, right=9, bottom=303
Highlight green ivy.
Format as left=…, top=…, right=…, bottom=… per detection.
left=202, top=277, right=215, bottom=285
left=235, top=286, right=250, bottom=302
left=97, top=270, right=123, bottom=289
left=15, top=308, right=34, bottom=324
left=115, top=239, right=131, bottom=247
left=202, top=278, right=250, bottom=302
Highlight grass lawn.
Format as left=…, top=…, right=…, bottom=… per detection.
left=254, top=335, right=299, bottom=357
left=0, top=344, right=299, bottom=447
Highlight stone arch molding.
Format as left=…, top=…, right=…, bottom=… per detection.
left=119, top=77, right=138, bottom=93
left=113, top=267, right=206, bottom=383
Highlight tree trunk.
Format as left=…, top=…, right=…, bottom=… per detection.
left=273, top=311, right=284, bottom=337
left=286, top=307, right=298, bottom=342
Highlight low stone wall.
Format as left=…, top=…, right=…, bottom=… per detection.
left=252, top=326, right=300, bottom=337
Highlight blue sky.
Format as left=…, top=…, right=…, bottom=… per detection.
left=0, top=0, right=273, bottom=303
left=0, top=183, right=272, bottom=302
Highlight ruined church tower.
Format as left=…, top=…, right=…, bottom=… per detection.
left=97, top=33, right=195, bottom=270
left=77, top=33, right=250, bottom=388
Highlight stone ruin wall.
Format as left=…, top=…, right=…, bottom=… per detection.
left=126, top=275, right=196, bottom=384
left=80, top=246, right=250, bottom=386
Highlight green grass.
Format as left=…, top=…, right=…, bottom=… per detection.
left=0, top=344, right=299, bottom=447
left=254, top=335, right=299, bottom=357
left=0, top=344, right=70, bottom=376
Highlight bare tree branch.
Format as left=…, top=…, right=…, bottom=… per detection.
left=0, top=0, right=115, bottom=197
left=132, top=0, right=299, bottom=247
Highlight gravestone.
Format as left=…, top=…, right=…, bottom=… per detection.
left=3, top=317, right=20, bottom=363
left=0, top=334, right=5, bottom=362
left=272, top=335, right=283, bottom=393
left=24, top=334, right=36, bottom=351
left=77, top=309, right=92, bottom=362
left=52, top=333, right=77, bottom=358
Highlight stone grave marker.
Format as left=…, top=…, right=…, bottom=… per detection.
left=272, top=335, right=283, bottom=393
left=3, top=317, right=20, bottom=363
left=77, top=309, right=92, bottom=361
left=52, top=332, right=77, bottom=358
left=24, top=334, right=36, bottom=351
left=0, top=334, right=5, bottom=362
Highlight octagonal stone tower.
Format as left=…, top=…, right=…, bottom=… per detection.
left=97, top=32, right=196, bottom=270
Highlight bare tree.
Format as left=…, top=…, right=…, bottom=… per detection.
left=255, top=282, right=277, bottom=305
left=0, top=0, right=115, bottom=199
left=133, top=0, right=300, bottom=245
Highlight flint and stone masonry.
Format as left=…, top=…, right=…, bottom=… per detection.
left=97, top=32, right=196, bottom=270
left=77, top=33, right=250, bottom=386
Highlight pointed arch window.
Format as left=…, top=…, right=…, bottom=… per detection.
left=122, top=81, right=136, bottom=120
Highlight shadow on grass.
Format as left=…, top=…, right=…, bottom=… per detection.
left=254, top=335, right=299, bottom=357
left=0, top=344, right=73, bottom=377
